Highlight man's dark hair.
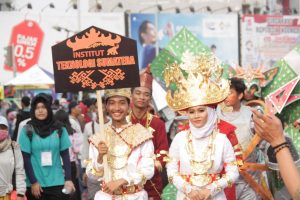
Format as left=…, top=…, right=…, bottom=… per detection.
left=138, top=20, right=151, bottom=45
left=131, top=87, right=152, bottom=95
left=68, top=101, right=78, bottom=114
left=21, top=96, right=30, bottom=107
left=53, top=99, right=59, bottom=106
left=229, top=77, right=246, bottom=94
left=54, top=109, right=74, bottom=135
left=84, top=98, right=97, bottom=108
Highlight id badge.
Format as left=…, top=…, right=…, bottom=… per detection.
left=41, top=151, right=52, bottom=166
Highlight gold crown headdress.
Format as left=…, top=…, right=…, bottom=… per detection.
left=105, top=88, right=131, bottom=100
left=164, top=51, right=230, bottom=111
left=150, top=28, right=230, bottom=111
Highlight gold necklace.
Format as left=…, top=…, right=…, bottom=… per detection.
left=129, top=110, right=152, bottom=129
left=185, top=129, right=217, bottom=187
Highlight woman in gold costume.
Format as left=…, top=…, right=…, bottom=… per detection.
left=163, top=35, right=239, bottom=199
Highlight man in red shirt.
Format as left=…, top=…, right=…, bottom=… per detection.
left=129, top=67, right=169, bottom=200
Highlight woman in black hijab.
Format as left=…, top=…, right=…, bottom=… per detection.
left=19, top=93, right=75, bottom=200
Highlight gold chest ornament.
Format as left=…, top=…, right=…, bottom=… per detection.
left=105, top=124, right=153, bottom=180
left=186, top=129, right=216, bottom=187
left=107, top=135, right=132, bottom=170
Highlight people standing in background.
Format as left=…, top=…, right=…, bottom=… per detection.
left=68, top=101, right=85, bottom=199
left=16, top=118, right=31, bottom=143
left=19, top=93, right=75, bottom=200
left=13, top=96, right=31, bottom=141
left=217, top=77, right=260, bottom=199
left=51, top=99, right=61, bottom=114
left=129, top=67, right=169, bottom=200
left=81, top=97, right=111, bottom=200
left=6, top=108, right=17, bottom=138
left=82, top=98, right=97, bottom=124
left=69, top=101, right=83, bottom=136
left=54, top=109, right=83, bottom=200
left=0, top=115, right=26, bottom=200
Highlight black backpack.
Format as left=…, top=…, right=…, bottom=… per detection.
left=24, top=124, right=63, bottom=141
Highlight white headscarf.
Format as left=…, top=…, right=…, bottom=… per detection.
left=189, top=106, right=217, bottom=139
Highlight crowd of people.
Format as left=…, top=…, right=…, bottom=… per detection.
left=1, top=51, right=300, bottom=200
left=0, top=80, right=299, bottom=200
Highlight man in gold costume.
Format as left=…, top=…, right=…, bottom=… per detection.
left=86, top=88, right=155, bottom=200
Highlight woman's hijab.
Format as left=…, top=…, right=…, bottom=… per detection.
left=189, top=106, right=217, bottom=139
left=27, top=93, right=63, bottom=138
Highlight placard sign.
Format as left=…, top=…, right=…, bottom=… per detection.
left=5, top=20, right=44, bottom=72
left=52, top=26, right=140, bottom=93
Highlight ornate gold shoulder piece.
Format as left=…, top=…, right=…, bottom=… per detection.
left=119, top=123, right=153, bottom=149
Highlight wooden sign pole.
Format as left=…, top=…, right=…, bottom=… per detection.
left=96, top=90, right=110, bottom=182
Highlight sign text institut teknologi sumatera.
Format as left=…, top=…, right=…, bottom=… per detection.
left=52, top=26, right=140, bottom=93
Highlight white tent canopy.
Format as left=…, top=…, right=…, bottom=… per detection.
left=5, top=65, right=54, bottom=88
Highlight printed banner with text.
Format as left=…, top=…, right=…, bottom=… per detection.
left=52, top=26, right=139, bottom=93
left=129, top=13, right=239, bottom=71
left=241, top=15, right=300, bottom=69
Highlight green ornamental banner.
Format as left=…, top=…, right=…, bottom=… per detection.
left=262, top=44, right=300, bottom=152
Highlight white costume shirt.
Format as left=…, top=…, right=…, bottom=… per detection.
left=86, top=124, right=155, bottom=200
left=217, top=105, right=253, bottom=152
left=167, top=130, right=239, bottom=200
left=217, top=105, right=261, bottom=195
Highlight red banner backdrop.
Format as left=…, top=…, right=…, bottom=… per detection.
left=4, top=20, right=44, bottom=72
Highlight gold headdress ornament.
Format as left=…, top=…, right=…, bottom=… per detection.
left=164, top=50, right=230, bottom=111
left=150, top=28, right=230, bottom=111
left=105, top=88, right=131, bottom=100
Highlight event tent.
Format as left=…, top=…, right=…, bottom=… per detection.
left=5, top=65, right=54, bottom=89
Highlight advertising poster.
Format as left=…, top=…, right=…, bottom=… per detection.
left=4, top=20, right=44, bottom=73
left=129, top=13, right=157, bottom=70
left=129, top=13, right=239, bottom=71
left=157, top=13, right=239, bottom=65
left=241, top=15, right=300, bottom=69
left=0, top=12, right=125, bottom=85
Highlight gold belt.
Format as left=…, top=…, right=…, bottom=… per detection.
left=181, top=173, right=220, bottom=187
left=104, top=185, right=143, bottom=195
